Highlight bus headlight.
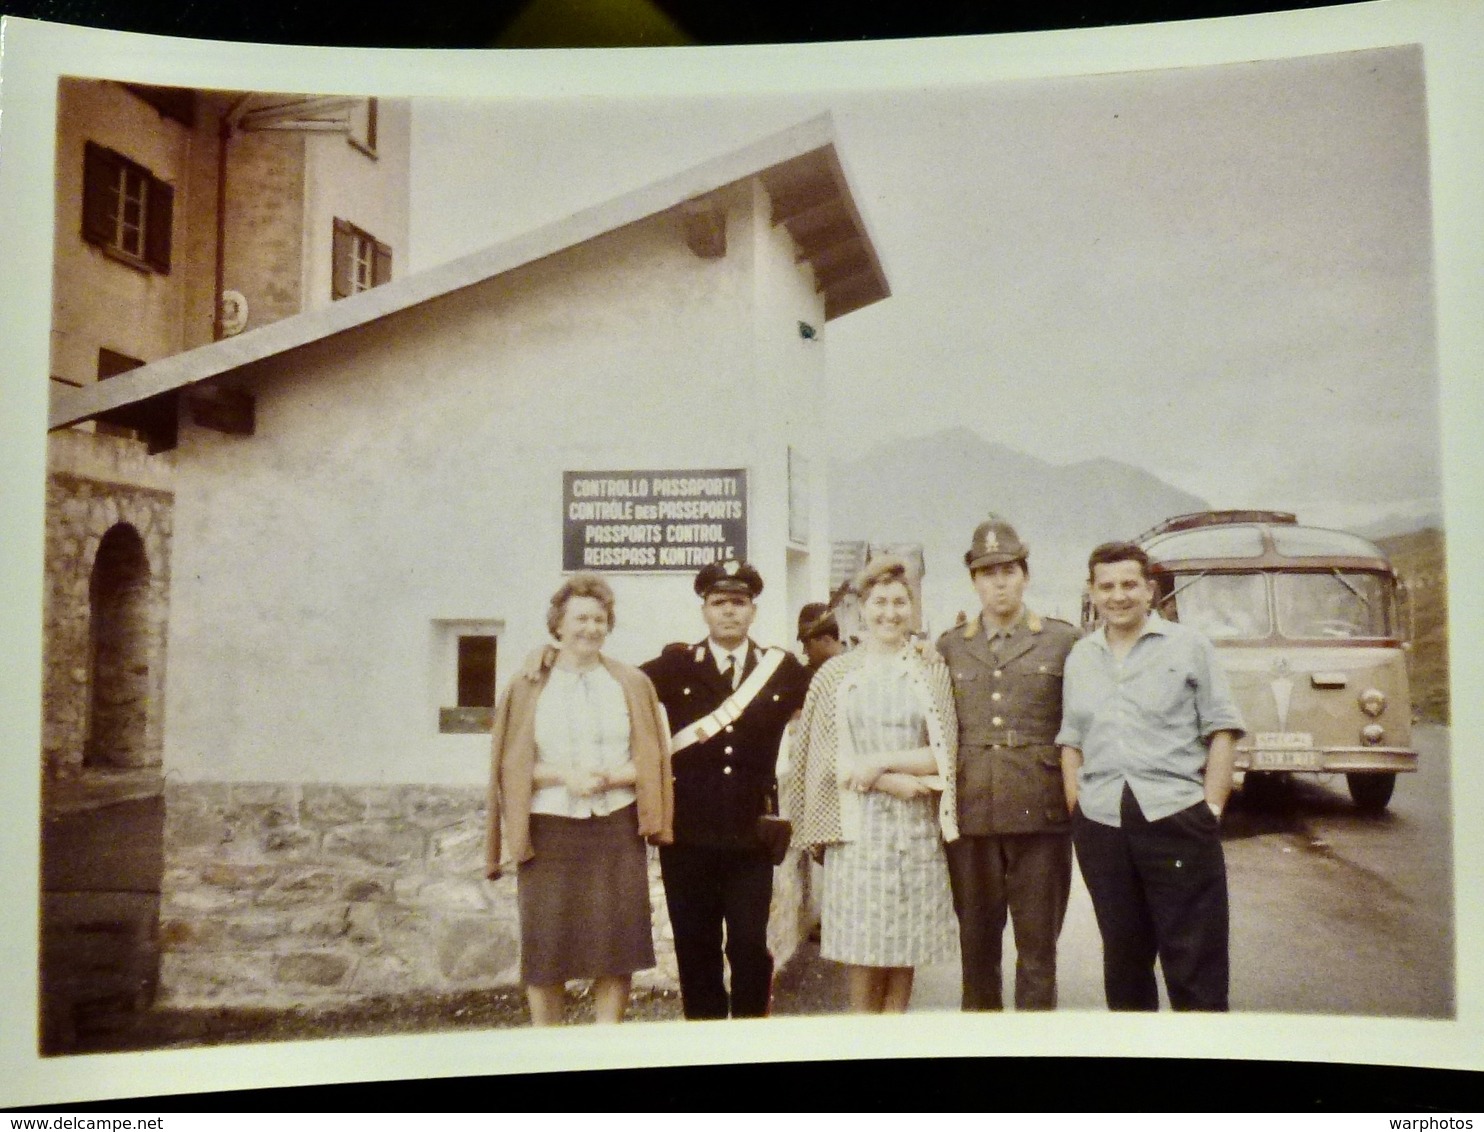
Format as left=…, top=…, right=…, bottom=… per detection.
left=1359, top=688, right=1387, bottom=717
left=1361, top=723, right=1385, bottom=745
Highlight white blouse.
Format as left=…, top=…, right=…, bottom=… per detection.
left=530, top=664, right=637, bottom=818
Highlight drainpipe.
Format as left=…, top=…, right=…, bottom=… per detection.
left=212, top=112, right=230, bottom=342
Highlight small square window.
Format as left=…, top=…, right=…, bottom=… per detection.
left=331, top=218, right=391, bottom=300
left=457, top=636, right=497, bottom=710
left=434, top=620, right=501, bottom=734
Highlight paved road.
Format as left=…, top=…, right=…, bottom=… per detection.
left=784, top=724, right=1454, bottom=1017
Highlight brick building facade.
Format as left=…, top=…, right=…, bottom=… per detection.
left=41, top=80, right=409, bottom=1050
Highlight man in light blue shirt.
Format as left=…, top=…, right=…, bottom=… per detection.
left=1057, top=541, right=1244, bottom=1011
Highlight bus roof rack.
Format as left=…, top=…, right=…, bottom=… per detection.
left=1136, top=510, right=1298, bottom=543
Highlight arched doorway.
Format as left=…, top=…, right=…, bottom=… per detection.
left=85, top=523, right=152, bottom=769
left=43, top=520, right=165, bottom=1051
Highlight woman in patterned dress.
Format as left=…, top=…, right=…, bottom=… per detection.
left=787, top=557, right=960, bottom=1012
left=487, top=574, right=673, bottom=1025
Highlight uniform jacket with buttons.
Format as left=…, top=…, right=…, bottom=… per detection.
left=641, top=640, right=810, bottom=848
left=936, top=609, right=1080, bottom=835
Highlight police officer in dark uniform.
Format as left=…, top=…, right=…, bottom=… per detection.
left=936, top=516, right=1080, bottom=1010
left=641, top=560, right=810, bottom=1019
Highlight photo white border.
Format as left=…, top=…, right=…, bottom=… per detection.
left=2, top=0, right=1481, bottom=1107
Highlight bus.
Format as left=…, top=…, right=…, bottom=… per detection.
left=1094, top=510, right=1417, bottom=811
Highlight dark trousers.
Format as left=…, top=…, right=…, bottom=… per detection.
left=945, top=831, right=1072, bottom=1010
left=1071, top=786, right=1229, bottom=1012
left=659, top=843, right=775, bottom=1019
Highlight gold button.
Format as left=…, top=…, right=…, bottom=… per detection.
left=723, top=766, right=733, bottom=775
left=991, top=692, right=1001, bottom=701
left=683, top=688, right=691, bottom=695
left=725, top=725, right=734, bottom=733
left=993, top=670, right=1002, bottom=678
left=992, top=716, right=1003, bottom=726
left=724, top=746, right=734, bottom=755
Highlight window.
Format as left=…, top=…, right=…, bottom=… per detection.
left=1163, top=572, right=1271, bottom=641
left=93, top=349, right=144, bottom=441
left=1144, top=525, right=1265, bottom=561
left=434, top=620, right=501, bottom=734
left=1271, top=527, right=1387, bottom=560
left=123, top=84, right=197, bottom=128
left=1274, top=572, right=1393, bottom=640
left=457, top=637, right=498, bottom=709
left=82, top=142, right=173, bottom=273
left=97, top=348, right=144, bottom=380
left=348, top=98, right=378, bottom=156
left=331, top=218, right=391, bottom=299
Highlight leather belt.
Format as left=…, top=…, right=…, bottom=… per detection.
left=963, top=730, right=1051, bottom=749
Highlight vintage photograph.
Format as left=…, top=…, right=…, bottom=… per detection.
left=3, top=2, right=1480, bottom=1108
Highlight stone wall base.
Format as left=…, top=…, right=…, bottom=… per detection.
left=162, top=782, right=808, bottom=1009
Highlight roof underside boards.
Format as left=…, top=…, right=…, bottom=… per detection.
left=759, top=145, right=891, bottom=321
left=49, top=114, right=890, bottom=432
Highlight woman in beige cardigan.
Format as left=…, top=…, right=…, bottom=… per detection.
left=487, top=574, right=673, bottom=1025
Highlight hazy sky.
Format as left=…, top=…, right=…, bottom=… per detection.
left=408, top=46, right=1438, bottom=533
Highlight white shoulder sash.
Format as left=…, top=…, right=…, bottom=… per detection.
left=670, top=647, right=788, bottom=754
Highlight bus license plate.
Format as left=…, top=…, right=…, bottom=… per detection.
left=1252, top=747, right=1319, bottom=770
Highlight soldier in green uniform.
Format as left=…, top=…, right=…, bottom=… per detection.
left=936, top=516, right=1080, bottom=1010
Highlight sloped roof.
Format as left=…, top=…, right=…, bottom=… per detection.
left=50, top=114, right=889, bottom=431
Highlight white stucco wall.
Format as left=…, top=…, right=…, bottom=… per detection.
left=301, top=99, right=412, bottom=309
left=746, top=179, right=834, bottom=618
left=163, top=181, right=830, bottom=786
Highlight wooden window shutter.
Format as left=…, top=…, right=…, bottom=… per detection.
left=144, top=177, right=173, bottom=273
left=373, top=239, right=392, bottom=287
left=331, top=218, right=353, bottom=299
left=81, top=141, right=119, bottom=248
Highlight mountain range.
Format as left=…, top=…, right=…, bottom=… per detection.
left=826, top=427, right=1208, bottom=627
left=824, top=428, right=1443, bottom=629
left=824, top=427, right=1448, bottom=716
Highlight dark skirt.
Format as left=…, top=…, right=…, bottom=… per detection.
left=517, top=803, right=656, bottom=985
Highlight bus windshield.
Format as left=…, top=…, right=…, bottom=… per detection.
left=1163, top=573, right=1270, bottom=640
left=1274, top=571, right=1392, bottom=639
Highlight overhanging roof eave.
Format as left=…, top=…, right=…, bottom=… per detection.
left=50, top=113, right=891, bottom=428
left=762, top=138, right=890, bottom=323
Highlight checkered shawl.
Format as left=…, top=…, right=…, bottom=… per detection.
left=785, top=644, right=959, bottom=850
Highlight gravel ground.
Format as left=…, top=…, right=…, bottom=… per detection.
left=57, top=943, right=850, bottom=1055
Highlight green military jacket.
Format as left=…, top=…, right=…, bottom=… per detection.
left=936, top=608, right=1080, bottom=835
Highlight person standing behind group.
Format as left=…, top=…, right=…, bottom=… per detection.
left=486, top=574, right=673, bottom=1025
left=937, top=516, right=1079, bottom=1011
left=1057, top=541, right=1244, bottom=1012
left=641, top=560, right=810, bottom=1020
left=789, top=556, right=960, bottom=1013
left=797, top=601, right=845, bottom=683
